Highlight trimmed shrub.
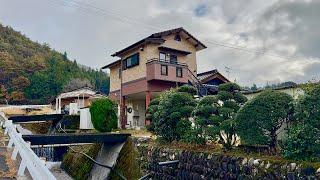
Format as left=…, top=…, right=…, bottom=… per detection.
left=151, top=89, right=196, bottom=142
left=192, top=83, right=247, bottom=149
left=90, top=98, right=117, bottom=132
left=177, top=85, right=197, bottom=96
left=236, top=90, right=293, bottom=150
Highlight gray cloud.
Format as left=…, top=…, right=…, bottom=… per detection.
left=0, top=0, right=319, bottom=86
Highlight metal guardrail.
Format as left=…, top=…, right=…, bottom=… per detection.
left=186, top=68, right=208, bottom=97
left=0, top=112, right=56, bottom=180
left=146, top=58, right=188, bottom=67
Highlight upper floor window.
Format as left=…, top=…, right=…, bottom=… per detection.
left=123, top=53, right=139, bottom=70
left=118, top=68, right=121, bottom=78
left=176, top=67, right=183, bottom=77
left=174, top=34, right=181, bottom=41
left=170, top=54, right=178, bottom=64
left=159, top=52, right=166, bottom=61
left=161, top=65, right=168, bottom=76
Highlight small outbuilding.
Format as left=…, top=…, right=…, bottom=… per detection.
left=53, top=87, right=105, bottom=115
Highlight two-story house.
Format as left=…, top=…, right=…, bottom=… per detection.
left=102, top=27, right=227, bottom=129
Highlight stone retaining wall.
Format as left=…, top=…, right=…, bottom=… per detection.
left=145, top=148, right=320, bottom=179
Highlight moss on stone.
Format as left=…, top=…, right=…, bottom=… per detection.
left=61, top=144, right=101, bottom=180
left=109, top=138, right=141, bottom=180
left=21, top=122, right=52, bottom=134
left=60, top=115, right=80, bottom=129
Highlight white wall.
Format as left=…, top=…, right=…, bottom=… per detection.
left=244, top=87, right=305, bottom=101
left=125, top=99, right=146, bottom=128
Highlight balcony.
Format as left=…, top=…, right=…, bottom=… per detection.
left=146, top=58, right=189, bottom=83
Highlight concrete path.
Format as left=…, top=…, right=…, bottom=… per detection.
left=0, top=128, right=17, bottom=179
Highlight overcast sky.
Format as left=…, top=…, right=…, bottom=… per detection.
left=1, top=0, right=319, bottom=86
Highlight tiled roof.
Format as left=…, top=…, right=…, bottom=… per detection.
left=197, top=69, right=218, bottom=81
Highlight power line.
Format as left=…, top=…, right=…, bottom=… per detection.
left=225, top=66, right=231, bottom=79
left=44, top=0, right=320, bottom=85
left=46, top=0, right=318, bottom=64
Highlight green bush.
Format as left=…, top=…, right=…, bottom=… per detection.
left=282, top=124, right=320, bottom=161
left=90, top=98, right=118, bottom=132
left=146, top=98, right=160, bottom=133
left=150, top=89, right=196, bottom=142
left=177, top=85, right=197, bottom=96
left=192, top=83, right=247, bottom=149
left=236, top=90, right=293, bottom=150
left=282, top=85, right=320, bottom=160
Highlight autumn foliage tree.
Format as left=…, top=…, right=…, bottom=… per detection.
left=0, top=23, right=110, bottom=104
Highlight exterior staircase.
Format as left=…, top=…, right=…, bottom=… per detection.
left=187, top=68, right=208, bottom=97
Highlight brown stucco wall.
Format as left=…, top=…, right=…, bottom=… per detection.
left=109, top=63, right=121, bottom=92
left=148, top=80, right=177, bottom=92
left=161, top=34, right=198, bottom=75
left=122, top=78, right=148, bottom=96
left=146, top=61, right=188, bottom=83
left=108, top=32, right=199, bottom=93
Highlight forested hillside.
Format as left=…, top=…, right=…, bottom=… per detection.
left=0, top=24, right=109, bottom=104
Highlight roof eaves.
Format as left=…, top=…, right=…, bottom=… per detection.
left=101, top=59, right=121, bottom=69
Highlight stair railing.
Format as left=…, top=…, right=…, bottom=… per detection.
left=186, top=68, right=207, bottom=97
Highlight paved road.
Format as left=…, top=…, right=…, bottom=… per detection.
left=0, top=128, right=17, bottom=179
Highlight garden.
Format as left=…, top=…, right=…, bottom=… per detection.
left=144, top=83, right=320, bottom=176
left=80, top=83, right=320, bottom=179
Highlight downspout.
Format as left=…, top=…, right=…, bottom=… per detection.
left=120, top=58, right=125, bottom=129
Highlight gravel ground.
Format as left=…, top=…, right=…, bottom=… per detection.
left=0, top=129, right=17, bottom=179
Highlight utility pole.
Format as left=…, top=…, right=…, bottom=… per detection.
left=225, top=66, right=231, bottom=80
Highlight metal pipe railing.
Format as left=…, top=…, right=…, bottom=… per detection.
left=146, top=58, right=188, bottom=66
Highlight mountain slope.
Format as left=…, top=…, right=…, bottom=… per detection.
left=0, top=23, right=109, bottom=104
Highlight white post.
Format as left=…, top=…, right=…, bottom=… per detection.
left=7, top=138, right=13, bottom=148
left=11, top=146, right=18, bottom=160
left=18, top=159, right=26, bottom=176
left=55, top=97, right=59, bottom=113
left=58, top=97, right=62, bottom=114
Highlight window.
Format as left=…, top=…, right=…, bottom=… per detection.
left=161, top=65, right=168, bottom=76
left=118, top=68, right=121, bottom=78
left=176, top=67, right=183, bottom=77
left=122, top=53, right=139, bottom=70
left=159, top=52, right=166, bottom=61
left=174, top=34, right=181, bottom=41
left=170, top=54, right=177, bottom=64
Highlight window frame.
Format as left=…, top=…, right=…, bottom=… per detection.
left=122, top=53, right=139, bottom=70
left=161, top=65, right=168, bottom=76
left=159, top=52, right=166, bottom=61
left=176, top=67, right=183, bottom=77
left=170, top=54, right=178, bottom=64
